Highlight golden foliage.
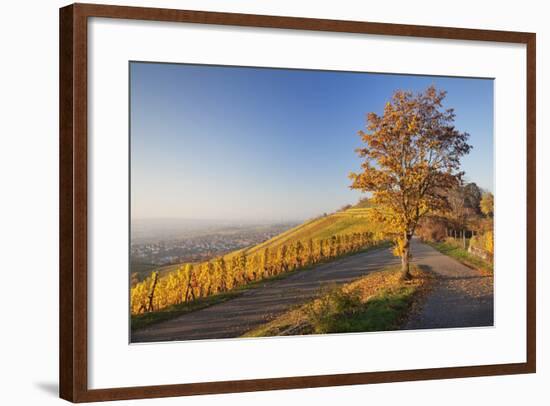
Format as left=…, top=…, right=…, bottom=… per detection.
left=130, top=232, right=380, bottom=315
left=480, top=192, right=494, bottom=218
left=470, top=230, right=494, bottom=255
left=349, top=86, right=472, bottom=272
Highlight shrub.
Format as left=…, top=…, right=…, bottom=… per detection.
left=485, top=231, right=494, bottom=254
left=417, top=217, right=447, bottom=242
left=470, top=230, right=494, bottom=255
left=304, top=286, right=362, bottom=334
left=303, top=283, right=418, bottom=334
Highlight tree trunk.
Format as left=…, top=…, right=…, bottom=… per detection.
left=401, top=233, right=411, bottom=280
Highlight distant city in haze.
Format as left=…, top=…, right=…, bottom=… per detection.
left=130, top=62, right=494, bottom=271
left=131, top=218, right=298, bottom=275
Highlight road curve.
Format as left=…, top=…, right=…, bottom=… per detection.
left=405, top=239, right=494, bottom=329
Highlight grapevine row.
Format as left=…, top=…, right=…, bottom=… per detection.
left=131, top=232, right=377, bottom=314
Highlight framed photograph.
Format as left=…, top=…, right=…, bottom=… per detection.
left=59, top=3, right=536, bottom=402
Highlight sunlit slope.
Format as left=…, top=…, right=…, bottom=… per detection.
left=139, top=206, right=381, bottom=281
left=241, top=207, right=381, bottom=256
left=131, top=205, right=386, bottom=315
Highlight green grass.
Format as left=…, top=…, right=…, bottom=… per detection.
left=428, top=241, right=493, bottom=274
left=242, top=265, right=432, bottom=338
left=131, top=241, right=391, bottom=332
left=305, top=285, right=417, bottom=334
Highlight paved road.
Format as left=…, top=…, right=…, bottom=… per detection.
left=132, top=239, right=493, bottom=343
left=405, top=239, right=494, bottom=329
left=132, top=246, right=399, bottom=343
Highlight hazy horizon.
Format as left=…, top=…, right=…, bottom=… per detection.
left=130, top=202, right=354, bottom=223
left=131, top=216, right=306, bottom=224
left=130, top=63, right=494, bottom=221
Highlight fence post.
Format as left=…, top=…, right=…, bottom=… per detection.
left=147, top=271, right=159, bottom=312
left=184, top=267, right=193, bottom=302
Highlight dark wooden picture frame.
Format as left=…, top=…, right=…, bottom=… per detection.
left=59, top=3, right=536, bottom=402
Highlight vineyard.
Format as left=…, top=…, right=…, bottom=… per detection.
left=131, top=231, right=381, bottom=315
left=240, top=207, right=381, bottom=256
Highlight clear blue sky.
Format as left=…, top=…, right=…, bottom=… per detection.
left=130, top=62, right=493, bottom=222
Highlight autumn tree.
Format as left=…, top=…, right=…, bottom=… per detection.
left=350, top=86, right=472, bottom=279
left=463, top=182, right=482, bottom=214
left=447, top=185, right=468, bottom=236
left=480, top=192, right=494, bottom=218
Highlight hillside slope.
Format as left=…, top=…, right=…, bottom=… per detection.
left=131, top=205, right=387, bottom=316
left=135, top=206, right=382, bottom=283
left=240, top=207, right=382, bottom=256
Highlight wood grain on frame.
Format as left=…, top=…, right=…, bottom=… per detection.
left=59, top=3, right=536, bottom=402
